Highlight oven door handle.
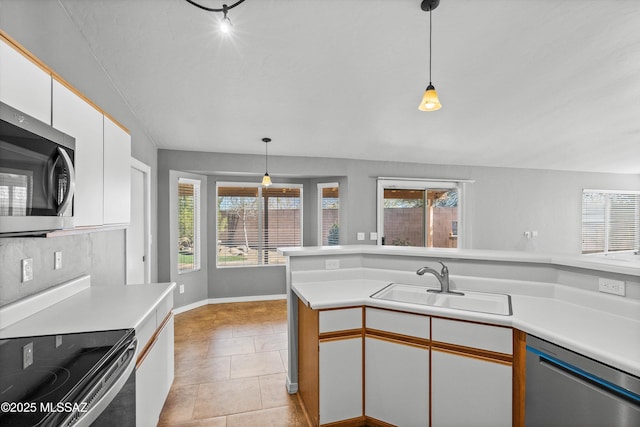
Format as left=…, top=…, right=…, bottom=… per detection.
left=59, top=337, right=138, bottom=427
left=56, top=146, right=76, bottom=216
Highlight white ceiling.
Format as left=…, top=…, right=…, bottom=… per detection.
left=60, top=0, right=640, bottom=174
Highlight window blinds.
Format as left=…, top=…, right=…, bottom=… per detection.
left=582, top=191, right=640, bottom=254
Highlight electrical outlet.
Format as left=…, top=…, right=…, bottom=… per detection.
left=357, top=232, right=365, bottom=241
left=369, top=232, right=378, bottom=241
left=23, top=342, right=34, bottom=369
left=55, top=335, right=63, bottom=348
left=325, top=259, right=340, bottom=270
left=21, top=258, right=33, bottom=282
left=598, top=278, right=626, bottom=296
left=179, top=284, right=185, bottom=294
left=54, top=251, right=62, bottom=270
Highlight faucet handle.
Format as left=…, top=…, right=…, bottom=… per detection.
left=437, top=261, right=448, bottom=275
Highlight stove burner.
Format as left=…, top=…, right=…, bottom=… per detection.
left=0, top=366, right=71, bottom=403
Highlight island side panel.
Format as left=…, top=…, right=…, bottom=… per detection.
left=298, top=297, right=320, bottom=426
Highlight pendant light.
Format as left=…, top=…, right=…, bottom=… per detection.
left=184, top=0, right=246, bottom=35
left=418, top=0, right=442, bottom=111
left=261, top=137, right=272, bottom=187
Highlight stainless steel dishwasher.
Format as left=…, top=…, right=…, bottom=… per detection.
left=526, top=335, right=640, bottom=427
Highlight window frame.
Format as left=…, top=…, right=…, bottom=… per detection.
left=177, top=177, right=202, bottom=274
left=581, top=189, right=640, bottom=255
left=216, top=181, right=304, bottom=268
left=317, top=182, right=340, bottom=246
left=376, top=178, right=469, bottom=248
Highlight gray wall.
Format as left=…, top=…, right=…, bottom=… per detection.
left=157, top=149, right=640, bottom=306
left=0, top=1, right=159, bottom=306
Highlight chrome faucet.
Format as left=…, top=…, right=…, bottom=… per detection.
left=416, top=261, right=464, bottom=296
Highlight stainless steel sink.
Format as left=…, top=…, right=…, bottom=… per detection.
left=371, top=283, right=512, bottom=316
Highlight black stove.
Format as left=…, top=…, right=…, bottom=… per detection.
left=0, top=328, right=135, bottom=426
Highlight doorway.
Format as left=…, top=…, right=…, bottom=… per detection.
left=126, top=158, right=151, bottom=284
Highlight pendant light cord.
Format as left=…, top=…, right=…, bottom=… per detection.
left=265, top=141, right=268, bottom=173
left=184, top=0, right=245, bottom=13
left=429, top=8, right=433, bottom=85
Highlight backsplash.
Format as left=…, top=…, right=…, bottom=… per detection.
left=0, top=229, right=125, bottom=307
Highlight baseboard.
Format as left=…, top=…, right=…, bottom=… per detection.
left=173, top=294, right=287, bottom=315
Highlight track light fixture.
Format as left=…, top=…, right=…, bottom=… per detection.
left=185, top=0, right=246, bottom=35
left=418, top=0, right=442, bottom=111
left=261, top=137, right=272, bottom=187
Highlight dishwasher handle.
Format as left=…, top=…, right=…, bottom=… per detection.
left=528, top=346, right=640, bottom=405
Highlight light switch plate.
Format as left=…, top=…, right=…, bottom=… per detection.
left=22, top=258, right=33, bottom=282
left=357, top=232, right=365, bottom=241
left=179, top=284, right=185, bottom=294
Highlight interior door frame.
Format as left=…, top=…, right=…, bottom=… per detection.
left=127, top=157, right=151, bottom=284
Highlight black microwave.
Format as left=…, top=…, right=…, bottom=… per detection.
left=0, top=101, right=75, bottom=236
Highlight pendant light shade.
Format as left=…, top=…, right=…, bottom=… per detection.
left=419, top=84, right=442, bottom=111
left=261, top=137, right=272, bottom=187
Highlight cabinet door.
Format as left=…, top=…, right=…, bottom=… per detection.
left=136, top=315, right=174, bottom=427
left=319, top=337, right=362, bottom=424
left=52, top=80, right=104, bottom=226
left=103, top=116, right=131, bottom=224
left=0, top=39, right=51, bottom=124
left=365, top=337, right=429, bottom=426
left=432, top=349, right=511, bottom=427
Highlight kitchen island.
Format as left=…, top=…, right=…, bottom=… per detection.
left=280, top=245, right=640, bottom=426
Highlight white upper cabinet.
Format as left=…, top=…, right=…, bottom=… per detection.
left=0, top=39, right=51, bottom=124
left=103, top=116, right=131, bottom=224
left=52, top=80, right=105, bottom=227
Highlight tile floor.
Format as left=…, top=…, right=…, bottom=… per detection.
left=158, top=300, right=308, bottom=426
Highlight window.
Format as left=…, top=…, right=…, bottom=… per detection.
left=178, top=178, right=201, bottom=273
left=318, top=183, right=339, bottom=245
left=377, top=179, right=463, bottom=248
left=217, top=183, right=303, bottom=267
left=582, top=190, right=640, bottom=254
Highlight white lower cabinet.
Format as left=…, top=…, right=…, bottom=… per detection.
left=319, top=337, right=362, bottom=424
left=365, top=337, right=429, bottom=427
left=431, top=349, right=512, bottom=427
left=136, top=293, right=175, bottom=427
left=136, top=315, right=174, bottom=427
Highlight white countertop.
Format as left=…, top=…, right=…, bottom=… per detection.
left=280, top=245, right=640, bottom=277
left=292, top=272, right=640, bottom=377
left=0, top=282, right=175, bottom=339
